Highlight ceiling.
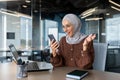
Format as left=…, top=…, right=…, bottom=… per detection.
left=0, top=0, right=120, bottom=19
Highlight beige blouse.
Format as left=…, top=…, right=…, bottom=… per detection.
left=50, top=36, right=94, bottom=69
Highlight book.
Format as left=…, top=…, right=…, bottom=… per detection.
left=66, top=70, right=88, bottom=80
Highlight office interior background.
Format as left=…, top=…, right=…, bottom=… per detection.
left=0, top=0, right=120, bottom=73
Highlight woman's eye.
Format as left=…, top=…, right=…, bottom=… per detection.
left=62, top=26, right=65, bottom=28
left=66, top=25, right=70, bottom=27
left=62, top=24, right=71, bottom=28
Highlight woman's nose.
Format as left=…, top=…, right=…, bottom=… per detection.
left=64, top=28, right=67, bottom=32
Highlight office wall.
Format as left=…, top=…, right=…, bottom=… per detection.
left=0, top=13, right=32, bottom=50
left=0, top=13, right=20, bottom=50
left=6, top=15, right=20, bottom=48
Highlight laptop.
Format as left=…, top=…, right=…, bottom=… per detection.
left=9, top=44, right=53, bottom=72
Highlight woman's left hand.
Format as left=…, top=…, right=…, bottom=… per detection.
left=83, top=34, right=96, bottom=51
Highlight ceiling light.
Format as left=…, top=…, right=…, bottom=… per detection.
left=82, top=8, right=97, bottom=16
left=0, top=11, right=18, bottom=17
left=111, top=6, right=120, bottom=12
left=0, top=8, right=32, bottom=18
left=81, top=13, right=92, bottom=19
left=85, top=17, right=103, bottom=21
left=34, top=10, right=38, bottom=13
left=0, top=8, right=18, bottom=17
left=109, top=0, right=120, bottom=7
left=22, top=5, right=27, bottom=8
left=106, top=13, right=110, bottom=15
left=0, top=8, right=17, bottom=14
left=25, top=0, right=31, bottom=3
left=80, top=7, right=97, bottom=18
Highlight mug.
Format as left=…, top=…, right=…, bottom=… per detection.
left=17, top=64, right=28, bottom=78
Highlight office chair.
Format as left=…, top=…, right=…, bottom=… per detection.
left=93, top=43, right=108, bottom=71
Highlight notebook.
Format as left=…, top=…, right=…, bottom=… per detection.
left=66, top=70, right=88, bottom=79
left=9, top=44, right=53, bottom=72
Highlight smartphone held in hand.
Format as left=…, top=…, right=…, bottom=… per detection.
left=48, top=34, right=56, bottom=42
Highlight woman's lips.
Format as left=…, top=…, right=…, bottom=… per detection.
left=67, top=32, right=70, bottom=35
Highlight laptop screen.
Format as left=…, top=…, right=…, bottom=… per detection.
left=9, top=44, right=19, bottom=63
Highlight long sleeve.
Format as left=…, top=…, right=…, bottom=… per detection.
left=76, top=41, right=94, bottom=69
left=50, top=53, right=64, bottom=67
left=50, top=37, right=65, bottom=67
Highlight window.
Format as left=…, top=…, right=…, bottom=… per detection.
left=106, top=15, right=120, bottom=46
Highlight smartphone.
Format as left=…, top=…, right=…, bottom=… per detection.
left=48, top=34, right=56, bottom=42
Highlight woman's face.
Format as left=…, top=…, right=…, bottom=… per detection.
left=62, top=20, right=74, bottom=37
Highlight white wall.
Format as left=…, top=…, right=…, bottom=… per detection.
left=6, top=15, right=21, bottom=49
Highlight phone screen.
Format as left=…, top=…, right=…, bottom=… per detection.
left=48, top=34, right=56, bottom=42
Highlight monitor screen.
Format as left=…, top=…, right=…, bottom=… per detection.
left=7, top=32, right=15, bottom=39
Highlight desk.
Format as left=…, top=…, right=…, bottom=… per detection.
left=0, top=62, right=120, bottom=80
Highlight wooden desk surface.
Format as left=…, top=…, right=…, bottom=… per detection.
left=0, top=62, right=120, bottom=80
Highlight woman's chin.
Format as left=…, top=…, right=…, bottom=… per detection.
left=68, top=35, right=73, bottom=37
left=67, top=33, right=73, bottom=37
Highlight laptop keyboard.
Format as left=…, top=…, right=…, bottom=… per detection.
left=25, top=61, right=53, bottom=72
left=27, top=62, right=39, bottom=71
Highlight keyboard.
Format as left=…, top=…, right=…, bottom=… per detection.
left=25, top=61, right=53, bottom=72
left=27, top=62, right=39, bottom=71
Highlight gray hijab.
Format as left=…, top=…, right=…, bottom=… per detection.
left=62, top=14, right=87, bottom=44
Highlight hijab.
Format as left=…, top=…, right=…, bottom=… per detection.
left=62, top=14, right=87, bottom=44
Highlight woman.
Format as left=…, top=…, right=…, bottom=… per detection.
left=50, top=14, right=96, bottom=69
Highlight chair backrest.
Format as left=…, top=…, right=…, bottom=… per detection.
left=93, top=43, right=108, bottom=71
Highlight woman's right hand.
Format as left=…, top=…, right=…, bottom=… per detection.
left=50, top=40, right=59, bottom=57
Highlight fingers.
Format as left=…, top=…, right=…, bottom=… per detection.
left=50, top=40, right=59, bottom=49
left=50, top=39, right=55, bottom=45
left=86, top=34, right=92, bottom=42
left=83, top=39, right=88, bottom=46
left=83, top=33, right=96, bottom=45
left=87, top=34, right=96, bottom=41
left=83, top=35, right=91, bottom=46
left=54, top=45, right=59, bottom=50
left=50, top=40, right=59, bottom=57
left=52, top=43, right=59, bottom=50
left=91, top=34, right=96, bottom=40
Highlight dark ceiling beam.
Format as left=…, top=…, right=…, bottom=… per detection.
left=0, top=0, right=113, bottom=19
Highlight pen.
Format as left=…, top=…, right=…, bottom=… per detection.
left=17, top=58, right=23, bottom=65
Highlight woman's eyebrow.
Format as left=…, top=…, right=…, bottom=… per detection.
left=62, top=25, right=65, bottom=28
